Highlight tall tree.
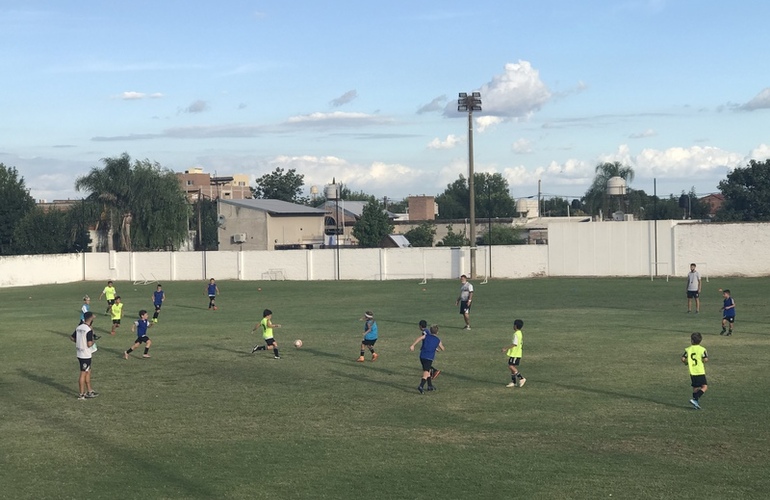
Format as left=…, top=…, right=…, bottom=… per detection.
left=13, top=207, right=73, bottom=254
left=716, top=159, right=770, bottom=221
left=252, top=167, right=307, bottom=203
left=76, top=153, right=190, bottom=251
left=352, top=200, right=393, bottom=248
left=0, top=164, right=36, bottom=255
left=436, top=172, right=516, bottom=219
left=582, top=161, right=635, bottom=216
left=404, top=222, right=436, bottom=247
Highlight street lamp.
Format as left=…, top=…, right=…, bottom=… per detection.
left=325, top=180, right=341, bottom=280
left=458, top=91, right=481, bottom=279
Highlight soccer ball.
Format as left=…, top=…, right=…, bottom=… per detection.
left=294, top=339, right=303, bottom=348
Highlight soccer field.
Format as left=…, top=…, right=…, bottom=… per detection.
left=2, top=277, right=769, bottom=499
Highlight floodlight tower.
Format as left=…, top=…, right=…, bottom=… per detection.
left=458, top=91, right=482, bottom=278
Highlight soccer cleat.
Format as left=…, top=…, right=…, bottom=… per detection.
left=251, top=345, right=259, bottom=354
left=274, top=356, right=281, bottom=359
left=431, top=369, right=441, bottom=380
left=85, top=391, right=99, bottom=398
left=463, top=325, right=471, bottom=330
left=726, top=331, right=732, bottom=336
left=427, top=386, right=436, bottom=391
left=123, top=352, right=129, bottom=360
left=77, top=393, right=86, bottom=400
left=356, top=356, right=365, bottom=362
left=518, top=378, right=527, bottom=388
left=506, top=382, right=516, bottom=388
left=371, top=353, right=379, bottom=361
left=689, top=398, right=701, bottom=409
left=417, top=386, right=424, bottom=394
left=720, top=328, right=726, bottom=335
left=142, top=354, right=151, bottom=358
left=152, top=318, right=158, bottom=323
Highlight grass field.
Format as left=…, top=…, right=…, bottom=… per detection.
left=2, top=277, right=769, bottom=499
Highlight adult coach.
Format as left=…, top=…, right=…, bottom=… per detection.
left=70, top=312, right=98, bottom=400
left=456, top=274, right=474, bottom=330
left=686, top=263, right=701, bottom=313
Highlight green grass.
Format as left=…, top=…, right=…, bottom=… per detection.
left=2, top=277, right=769, bottom=499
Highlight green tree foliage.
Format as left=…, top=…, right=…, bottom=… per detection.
left=437, top=225, right=470, bottom=246
left=0, top=164, right=36, bottom=254
left=436, top=173, right=516, bottom=219
left=76, top=153, right=190, bottom=251
left=479, top=225, right=524, bottom=245
left=541, top=197, right=571, bottom=216
left=404, top=222, right=436, bottom=247
left=191, top=198, right=219, bottom=250
left=716, top=159, right=770, bottom=221
left=13, top=208, right=72, bottom=254
left=352, top=200, right=393, bottom=248
left=582, top=161, right=635, bottom=216
left=252, top=167, right=307, bottom=203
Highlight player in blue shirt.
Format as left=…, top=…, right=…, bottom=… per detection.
left=123, top=310, right=154, bottom=359
left=410, top=324, right=445, bottom=394
left=151, top=284, right=165, bottom=323
left=207, top=278, right=220, bottom=310
left=357, top=311, right=379, bottom=362
left=80, top=295, right=100, bottom=340
left=719, top=288, right=736, bottom=335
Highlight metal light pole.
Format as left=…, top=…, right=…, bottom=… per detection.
left=458, top=91, right=481, bottom=278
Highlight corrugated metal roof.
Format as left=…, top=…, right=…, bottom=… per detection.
left=220, top=199, right=326, bottom=215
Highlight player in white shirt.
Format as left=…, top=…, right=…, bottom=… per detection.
left=70, top=312, right=99, bottom=400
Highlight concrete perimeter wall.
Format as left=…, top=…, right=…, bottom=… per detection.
left=2, top=221, right=768, bottom=287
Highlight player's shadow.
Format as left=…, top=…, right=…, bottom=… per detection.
left=204, top=343, right=255, bottom=356
left=173, top=304, right=207, bottom=310
left=328, top=369, right=414, bottom=393
left=302, top=348, right=402, bottom=375
left=542, top=381, right=683, bottom=409
left=17, top=368, right=72, bottom=396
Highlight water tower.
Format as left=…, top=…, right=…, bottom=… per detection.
left=606, top=176, right=627, bottom=220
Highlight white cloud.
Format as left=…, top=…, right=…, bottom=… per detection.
left=285, top=111, right=394, bottom=128
left=512, top=138, right=533, bottom=154
left=118, top=91, right=164, bottom=100
left=629, top=128, right=656, bottom=139
left=749, top=144, right=770, bottom=160
left=740, top=88, right=770, bottom=111
left=475, top=116, right=504, bottom=132
left=417, top=95, right=446, bottom=114
left=600, top=144, right=744, bottom=180
left=330, top=90, right=358, bottom=107
left=427, top=134, right=462, bottom=150
left=185, top=100, right=209, bottom=113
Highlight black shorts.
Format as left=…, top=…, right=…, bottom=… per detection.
left=264, top=338, right=276, bottom=346
left=362, top=339, right=377, bottom=346
left=112, top=319, right=121, bottom=325
left=135, top=336, right=150, bottom=344
left=687, top=291, right=699, bottom=299
left=420, top=358, right=434, bottom=372
left=508, top=357, right=521, bottom=366
left=78, top=358, right=92, bottom=372
left=690, top=374, right=707, bottom=387
left=154, top=304, right=162, bottom=312
left=107, top=299, right=115, bottom=306
left=723, top=316, right=735, bottom=323
left=209, top=295, right=216, bottom=300
left=460, top=301, right=471, bottom=314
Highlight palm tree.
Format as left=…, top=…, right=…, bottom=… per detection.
left=582, top=161, right=635, bottom=217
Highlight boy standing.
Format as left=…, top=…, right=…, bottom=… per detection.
left=410, top=324, right=444, bottom=394
left=686, top=263, right=701, bottom=313
left=98, top=280, right=117, bottom=314
left=413, top=320, right=440, bottom=380
left=252, top=309, right=281, bottom=359
left=357, top=311, right=379, bottom=362
left=720, top=288, right=736, bottom=335
left=109, top=296, right=124, bottom=335
left=80, top=295, right=101, bottom=340
left=152, top=284, right=165, bottom=323
left=456, top=274, right=474, bottom=330
left=502, top=319, right=527, bottom=388
left=682, top=332, right=709, bottom=409
left=70, top=312, right=98, bottom=400
left=207, top=278, right=219, bottom=310
left=124, top=310, right=153, bottom=359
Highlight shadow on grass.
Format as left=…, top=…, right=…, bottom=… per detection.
left=17, top=368, right=73, bottom=396
left=542, top=381, right=683, bottom=409
left=302, top=348, right=403, bottom=376
left=328, top=369, right=414, bottom=394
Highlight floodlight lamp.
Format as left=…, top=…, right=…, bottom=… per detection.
left=472, top=105, right=482, bottom=111
left=458, top=105, right=468, bottom=112
left=472, top=92, right=481, bottom=98
left=459, top=92, right=468, bottom=98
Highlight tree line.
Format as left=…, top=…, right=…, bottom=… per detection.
left=2, top=156, right=770, bottom=255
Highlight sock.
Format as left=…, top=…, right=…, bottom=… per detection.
left=517, top=372, right=524, bottom=380
left=369, top=348, right=375, bottom=354
left=256, top=345, right=266, bottom=351
left=694, top=389, right=704, bottom=400
left=419, top=378, right=427, bottom=388
left=430, top=368, right=435, bottom=377
left=511, top=374, right=517, bottom=382
left=153, top=312, right=159, bottom=319
left=144, top=347, right=149, bottom=355
left=273, top=348, right=279, bottom=357
left=360, top=350, right=365, bottom=357
left=126, top=348, right=134, bottom=354
left=427, top=378, right=433, bottom=388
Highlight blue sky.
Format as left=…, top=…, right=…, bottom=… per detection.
left=3, top=0, right=770, bottom=204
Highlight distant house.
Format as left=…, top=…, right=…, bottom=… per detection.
left=699, top=193, right=724, bottom=218
left=317, top=200, right=397, bottom=246
left=178, top=167, right=251, bottom=201
left=217, top=199, right=326, bottom=250
left=381, top=234, right=411, bottom=248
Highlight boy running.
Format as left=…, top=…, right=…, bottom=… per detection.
left=682, top=332, right=709, bottom=409
left=252, top=309, right=281, bottom=359
left=207, top=278, right=219, bottom=310
left=357, top=311, right=379, bottom=362
left=719, top=288, right=736, bottom=335
left=70, top=312, right=98, bottom=400
left=152, top=284, right=165, bottom=323
left=98, top=280, right=117, bottom=314
left=413, top=320, right=440, bottom=380
left=109, top=296, right=124, bottom=335
left=124, top=310, right=154, bottom=359
left=502, top=319, right=527, bottom=388
left=410, top=324, right=444, bottom=394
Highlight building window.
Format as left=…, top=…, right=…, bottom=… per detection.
left=186, top=180, right=194, bottom=186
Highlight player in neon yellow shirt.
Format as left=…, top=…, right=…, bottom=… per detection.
left=501, top=319, right=526, bottom=388
left=251, top=309, right=281, bottom=359
left=98, top=280, right=117, bottom=314
left=682, top=332, right=709, bottom=409
left=109, top=296, right=124, bottom=336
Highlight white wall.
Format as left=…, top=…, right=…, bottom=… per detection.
left=3, top=221, right=770, bottom=287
